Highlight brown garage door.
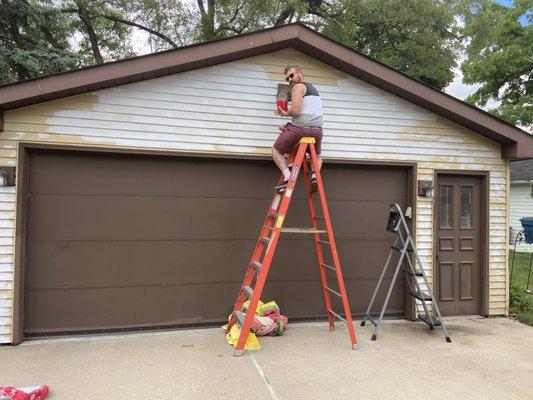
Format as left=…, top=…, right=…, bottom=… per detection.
left=23, top=148, right=408, bottom=335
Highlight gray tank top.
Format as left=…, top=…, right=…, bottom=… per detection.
left=292, top=82, right=323, bottom=129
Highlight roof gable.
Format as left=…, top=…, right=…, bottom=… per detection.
left=0, top=23, right=531, bottom=158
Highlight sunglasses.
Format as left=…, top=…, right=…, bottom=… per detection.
left=285, top=73, right=295, bottom=82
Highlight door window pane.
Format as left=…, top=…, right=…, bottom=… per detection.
left=439, top=186, right=453, bottom=228
left=460, top=186, right=473, bottom=228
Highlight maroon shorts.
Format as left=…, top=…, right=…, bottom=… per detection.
left=273, top=123, right=323, bottom=155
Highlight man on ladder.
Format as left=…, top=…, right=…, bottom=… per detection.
left=225, top=65, right=358, bottom=356
left=274, top=65, right=323, bottom=192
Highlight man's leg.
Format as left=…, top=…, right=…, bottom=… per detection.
left=272, top=147, right=291, bottom=181
left=309, top=133, right=323, bottom=192
left=311, top=155, right=323, bottom=172
left=273, top=124, right=300, bottom=182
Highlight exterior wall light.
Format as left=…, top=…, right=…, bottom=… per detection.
left=0, top=166, right=16, bottom=187
left=418, top=180, right=435, bottom=198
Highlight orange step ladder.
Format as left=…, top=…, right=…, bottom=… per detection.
left=226, top=137, right=358, bottom=356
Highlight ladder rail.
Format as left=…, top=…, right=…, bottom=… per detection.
left=392, top=204, right=451, bottom=341
left=396, top=210, right=442, bottom=327
left=234, top=142, right=309, bottom=353
left=302, top=155, right=335, bottom=330
left=226, top=190, right=283, bottom=332
left=370, top=236, right=410, bottom=340
left=397, top=230, right=433, bottom=321
left=361, top=236, right=399, bottom=326
left=308, top=143, right=358, bottom=348
left=410, top=237, right=450, bottom=336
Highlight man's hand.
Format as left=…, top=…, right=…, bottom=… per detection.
left=276, top=108, right=289, bottom=117
left=276, top=107, right=290, bottom=117
left=278, top=124, right=287, bottom=131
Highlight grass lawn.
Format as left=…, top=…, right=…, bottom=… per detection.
left=509, top=250, right=533, bottom=326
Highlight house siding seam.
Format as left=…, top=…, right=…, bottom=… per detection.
left=0, top=48, right=508, bottom=343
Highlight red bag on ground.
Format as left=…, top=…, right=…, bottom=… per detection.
left=0, top=386, right=49, bottom=400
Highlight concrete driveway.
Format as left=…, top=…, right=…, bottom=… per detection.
left=1, top=316, right=531, bottom=399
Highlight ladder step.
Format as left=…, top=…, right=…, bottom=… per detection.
left=322, top=263, right=336, bottom=271
left=242, top=285, right=253, bottom=299
left=418, top=314, right=442, bottom=327
left=329, top=309, right=347, bottom=324
left=278, top=227, right=327, bottom=233
left=391, top=244, right=413, bottom=252
left=259, top=236, right=270, bottom=244
left=251, top=261, right=262, bottom=273
left=234, top=310, right=245, bottom=326
left=313, top=216, right=325, bottom=220
left=410, top=291, right=432, bottom=302
left=326, top=286, right=342, bottom=297
left=405, top=269, right=423, bottom=277
left=318, top=239, right=330, bottom=245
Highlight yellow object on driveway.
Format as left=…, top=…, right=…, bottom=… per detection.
left=226, top=325, right=261, bottom=350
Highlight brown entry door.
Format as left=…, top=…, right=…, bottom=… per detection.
left=436, top=174, right=483, bottom=316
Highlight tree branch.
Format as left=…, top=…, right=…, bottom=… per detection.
left=274, top=6, right=295, bottom=26
left=96, top=14, right=179, bottom=48
left=77, top=4, right=103, bottom=63
left=197, top=0, right=207, bottom=16
left=216, top=0, right=248, bottom=35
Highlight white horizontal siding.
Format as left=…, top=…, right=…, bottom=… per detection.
left=509, top=183, right=533, bottom=247
left=0, top=48, right=509, bottom=343
left=0, top=186, right=15, bottom=342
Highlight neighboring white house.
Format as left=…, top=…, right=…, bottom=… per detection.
left=510, top=159, right=533, bottom=250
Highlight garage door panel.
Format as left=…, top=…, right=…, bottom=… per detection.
left=24, top=149, right=409, bottom=335
left=25, top=283, right=242, bottom=332
left=327, top=201, right=405, bottom=239
left=27, top=240, right=334, bottom=288
left=28, top=196, right=272, bottom=240
left=30, top=152, right=279, bottom=198
left=264, top=279, right=404, bottom=318
left=25, top=278, right=405, bottom=333
left=335, top=241, right=405, bottom=280
left=26, top=240, right=256, bottom=287
left=320, top=165, right=407, bottom=200
left=29, top=195, right=402, bottom=241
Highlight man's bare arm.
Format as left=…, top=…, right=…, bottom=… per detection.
left=289, top=83, right=306, bottom=116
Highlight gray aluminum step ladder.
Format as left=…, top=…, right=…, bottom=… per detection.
left=360, top=203, right=451, bottom=343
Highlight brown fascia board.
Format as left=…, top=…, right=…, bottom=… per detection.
left=294, top=27, right=533, bottom=159
left=0, top=23, right=531, bottom=158
left=0, top=24, right=300, bottom=111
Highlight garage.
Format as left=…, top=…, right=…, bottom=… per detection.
left=0, top=22, right=527, bottom=344
left=21, top=147, right=409, bottom=336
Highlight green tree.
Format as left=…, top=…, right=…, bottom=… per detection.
left=0, top=0, right=80, bottom=84
left=462, top=0, right=532, bottom=127
left=322, top=0, right=469, bottom=90
left=0, top=0, right=475, bottom=95
left=59, top=0, right=138, bottom=64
